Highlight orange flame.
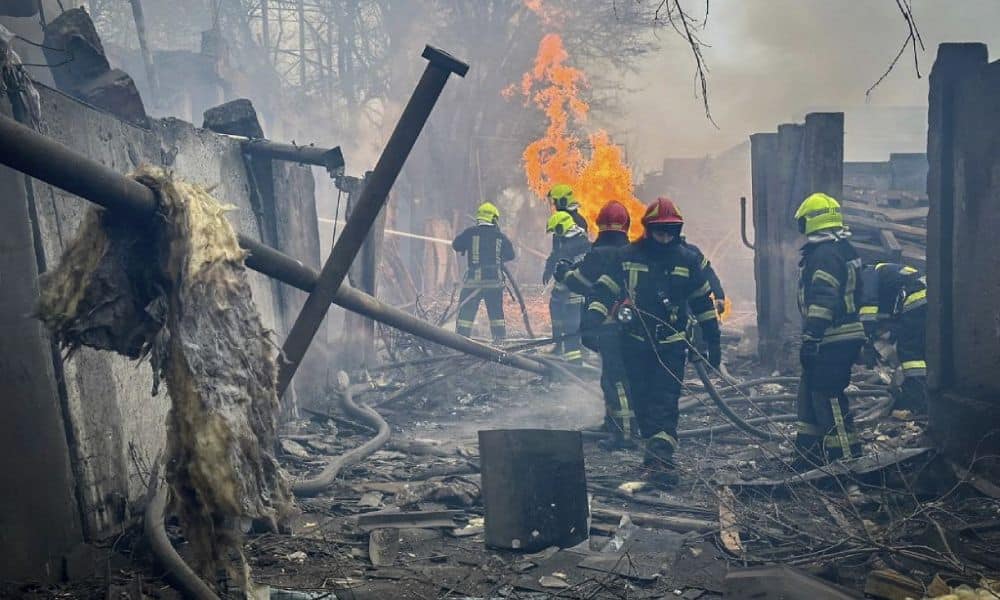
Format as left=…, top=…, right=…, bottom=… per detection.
left=510, top=33, right=646, bottom=239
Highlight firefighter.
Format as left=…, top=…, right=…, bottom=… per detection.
left=793, top=192, right=867, bottom=468
left=553, top=201, right=635, bottom=449
left=859, top=262, right=927, bottom=413
left=544, top=211, right=590, bottom=363
left=452, top=202, right=515, bottom=343
left=547, top=183, right=589, bottom=233
left=587, top=197, right=721, bottom=485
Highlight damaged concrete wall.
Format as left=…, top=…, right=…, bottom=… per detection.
left=925, top=42, right=1000, bottom=480
left=749, top=113, right=844, bottom=371
left=0, top=83, right=322, bottom=578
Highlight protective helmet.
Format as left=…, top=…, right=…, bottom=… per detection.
left=642, top=197, right=683, bottom=225
left=546, top=211, right=576, bottom=236
left=794, top=193, right=843, bottom=234
left=547, top=184, right=579, bottom=211
left=475, top=201, right=500, bottom=224
left=596, top=200, right=630, bottom=232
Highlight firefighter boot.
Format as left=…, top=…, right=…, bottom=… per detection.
left=790, top=432, right=826, bottom=473
left=642, top=437, right=679, bottom=487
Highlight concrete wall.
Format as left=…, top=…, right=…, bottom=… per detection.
left=0, top=83, right=322, bottom=579
left=925, top=43, right=1000, bottom=480
left=749, top=113, right=844, bottom=370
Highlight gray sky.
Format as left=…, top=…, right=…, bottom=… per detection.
left=613, top=0, right=1000, bottom=167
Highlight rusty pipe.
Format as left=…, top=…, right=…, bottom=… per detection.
left=276, top=45, right=469, bottom=397
left=241, top=138, right=345, bottom=176
left=739, top=196, right=755, bottom=250
left=0, top=113, right=549, bottom=377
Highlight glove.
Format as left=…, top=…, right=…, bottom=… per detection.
left=800, top=339, right=820, bottom=368
left=553, top=259, right=571, bottom=283
left=542, top=267, right=552, bottom=285
left=708, top=342, right=722, bottom=369
left=714, top=298, right=726, bottom=316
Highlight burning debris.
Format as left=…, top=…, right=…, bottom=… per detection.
left=37, top=166, right=292, bottom=586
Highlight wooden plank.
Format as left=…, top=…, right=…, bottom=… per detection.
left=849, top=214, right=927, bottom=239
left=842, top=199, right=927, bottom=222
left=718, top=486, right=743, bottom=555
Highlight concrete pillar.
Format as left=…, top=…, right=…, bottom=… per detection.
left=925, top=42, right=1000, bottom=481
left=749, top=113, right=844, bottom=371
left=0, top=97, right=84, bottom=581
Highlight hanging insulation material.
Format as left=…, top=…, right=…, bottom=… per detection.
left=37, top=166, right=291, bottom=589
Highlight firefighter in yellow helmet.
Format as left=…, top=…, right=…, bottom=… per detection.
left=793, top=192, right=867, bottom=468
left=545, top=210, right=590, bottom=363
left=452, top=202, right=515, bottom=343
left=547, top=184, right=589, bottom=234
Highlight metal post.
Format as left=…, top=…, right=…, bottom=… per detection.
left=739, top=196, right=755, bottom=250
left=275, top=46, right=469, bottom=396
left=241, top=138, right=344, bottom=176
left=0, top=113, right=548, bottom=377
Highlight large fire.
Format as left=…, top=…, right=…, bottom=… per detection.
left=507, top=33, right=647, bottom=239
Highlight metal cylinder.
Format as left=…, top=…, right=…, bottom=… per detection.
left=276, top=45, right=470, bottom=396
left=242, top=139, right=345, bottom=176
left=478, top=429, right=589, bottom=552
left=0, top=113, right=548, bottom=377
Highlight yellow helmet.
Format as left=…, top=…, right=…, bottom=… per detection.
left=475, top=202, right=500, bottom=224
left=794, top=193, right=843, bottom=235
left=546, top=211, right=576, bottom=236
left=547, top=183, right=578, bottom=211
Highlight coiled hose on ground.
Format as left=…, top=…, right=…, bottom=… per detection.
left=292, top=371, right=392, bottom=497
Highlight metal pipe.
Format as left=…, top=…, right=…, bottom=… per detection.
left=276, top=45, right=470, bottom=397
left=739, top=196, right=755, bottom=250
left=242, top=139, right=345, bottom=176
left=0, top=113, right=549, bottom=377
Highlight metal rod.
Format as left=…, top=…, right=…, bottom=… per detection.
left=0, top=113, right=548, bottom=377
left=276, top=45, right=470, bottom=397
left=739, top=196, right=755, bottom=250
left=242, top=139, right=344, bottom=176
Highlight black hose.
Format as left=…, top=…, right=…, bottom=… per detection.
left=293, top=371, right=391, bottom=497
left=144, top=459, right=221, bottom=600
left=692, top=360, right=777, bottom=440
left=502, top=263, right=535, bottom=338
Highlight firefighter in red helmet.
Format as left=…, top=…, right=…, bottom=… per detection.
left=554, top=200, right=636, bottom=450
left=586, top=197, right=721, bottom=486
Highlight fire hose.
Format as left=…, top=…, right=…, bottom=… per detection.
left=502, top=263, right=536, bottom=338
left=691, top=360, right=778, bottom=440
left=144, top=458, right=220, bottom=600
left=293, top=372, right=391, bottom=497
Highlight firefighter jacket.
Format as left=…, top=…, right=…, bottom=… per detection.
left=681, top=237, right=725, bottom=300
left=859, top=263, right=927, bottom=337
left=558, top=231, right=629, bottom=334
left=452, top=224, right=515, bottom=288
left=798, top=230, right=866, bottom=346
left=544, top=231, right=591, bottom=291
left=588, top=236, right=720, bottom=348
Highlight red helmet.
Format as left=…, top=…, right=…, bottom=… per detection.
left=596, top=201, right=631, bottom=232
left=642, top=197, right=684, bottom=226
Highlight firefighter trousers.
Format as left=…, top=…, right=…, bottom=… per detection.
left=549, top=291, right=583, bottom=363
left=894, top=304, right=927, bottom=412
left=456, top=285, right=505, bottom=341
left=598, top=332, right=636, bottom=441
left=796, top=340, right=863, bottom=464
left=621, top=338, right=686, bottom=455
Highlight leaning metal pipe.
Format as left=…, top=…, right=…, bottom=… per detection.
left=277, top=46, right=470, bottom=397
left=293, top=372, right=391, bottom=497
left=0, top=113, right=549, bottom=377
left=241, top=138, right=345, bottom=176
